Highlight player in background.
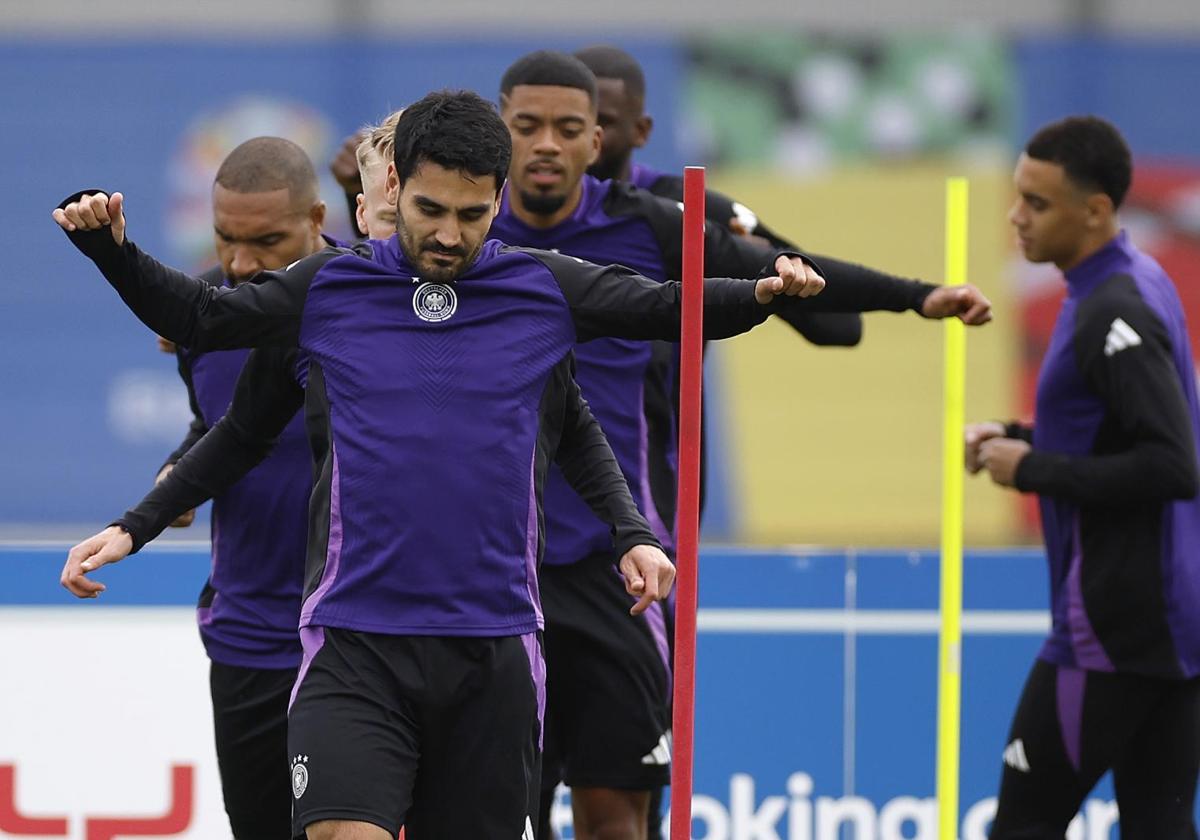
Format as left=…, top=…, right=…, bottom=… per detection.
left=54, top=89, right=827, bottom=839
left=159, top=136, right=330, bottom=840
left=345, top=112, right=402, bottom=239
left=571, top=42, right=979, bottom=837
left=575, top=42, right=863, bottom=351
left=968, top=116, right=1200, bottom=837
left=489, top=50, right=992, bottom=840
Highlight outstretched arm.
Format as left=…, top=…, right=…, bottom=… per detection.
left=60, top=348, right=305, bottom=597
left=535, top=249, right=822, bottom=343
left=54, top=191, right=326, bottom=350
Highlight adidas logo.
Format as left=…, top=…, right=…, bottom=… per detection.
left=1003, top=738, right=1031, bottom=773
left=641, top=731, right=673, bottom=766
left=522, top=816, right=535, bottom=840
left=1104, top=317, right=1142, bottom=357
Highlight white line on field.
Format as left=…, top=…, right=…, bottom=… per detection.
left=697, top=609, right=1049, bottom=635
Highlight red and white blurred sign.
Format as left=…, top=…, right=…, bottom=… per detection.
left=0, top=608, right=225, bottom=839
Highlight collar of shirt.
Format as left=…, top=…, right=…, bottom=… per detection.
left=1064, top=229, right=1133, bottom=298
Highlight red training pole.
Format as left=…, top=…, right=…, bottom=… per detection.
left=669, top=166, right=705, bottom=840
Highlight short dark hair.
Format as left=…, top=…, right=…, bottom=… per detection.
left=392, top=90, right=511, bottom=191
left=574, top=45, right=646, bottom=104
left=214, top=136, right=318, bottom=207
left=500, top=50, right=598, bottom=107
left=1025, top=116, right=1133, bottom=209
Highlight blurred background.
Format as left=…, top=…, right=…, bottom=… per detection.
left=3, top=2, right=1200, bottom=838
left=5, top=0, right=1200, bottom=545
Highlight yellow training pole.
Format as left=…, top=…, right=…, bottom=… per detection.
left=937, top=177, right=968, bottom=840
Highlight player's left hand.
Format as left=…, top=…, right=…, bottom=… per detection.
left=755, top=256, right=825, bottom=304
left=978, top=438, right=1031, bottom=488
left=618, top=544, right=676, bottom=616
left=921, top=285, right=993, bottom=325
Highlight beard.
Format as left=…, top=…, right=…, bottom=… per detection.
left=396, top=214, right=480, bottom=284
left=517, top=189, right=569, bottom=218
left=586, top=152, right=625, bottom=183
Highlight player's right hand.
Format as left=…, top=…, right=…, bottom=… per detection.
left=61, top=525, right=133, bottom=599
left=52, top=192, right=126, bottom=246
left=965, top=421, right=1007, bottom=474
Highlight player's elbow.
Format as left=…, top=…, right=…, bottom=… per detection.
left=780, top=312, right=863, bottom=347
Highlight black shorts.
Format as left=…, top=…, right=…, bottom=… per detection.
left=539, top=553, right=672, bottom=791
left=209, top=660, right=297, bottom=840
left=991, top=658, right=1200, bottom=839
left=287, top=627, right=544, bottom=838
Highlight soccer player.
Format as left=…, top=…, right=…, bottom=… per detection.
left=571, top=43, right=973, bottom=836
left=54, top=90, right=823, bottom=840
left=967, top=116, right=1200, bottom=837
left=488, top=50, right=992, bottom=840
left=347, top=112, right=401, bottom=239
left=154, top=136, right=331, bottom=840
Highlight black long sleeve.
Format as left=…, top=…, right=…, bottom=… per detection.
left=554, top=365, right=662, bottom=557
left=527, top=249, right=772, bottom=343
left=642, top=178, right=864, bottom=346
left=693, top=190, right=935, bottom=316
left=60, top=193, right=333, bottom=350
left=698, top=203, right=869, bottom=344
left=1015, top=281, right=1199, bottom=505
left=778, top=253, right=937, bottom=315
left=613, top=183, right=937, bottom=319
left=160, top=350, right=209, bottom=471
left=777, top=310, right=863, bottom=346
left=117, top=348, right=305, bottom=551
left=1004, top=422, right=1034, bottom=444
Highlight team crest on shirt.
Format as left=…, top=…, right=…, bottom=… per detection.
left=291, top=754, right=309, bottom=799
left=413, top=282, right=458, bottom=323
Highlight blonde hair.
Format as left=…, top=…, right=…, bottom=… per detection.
left=355, top=109, right=404, bottom=181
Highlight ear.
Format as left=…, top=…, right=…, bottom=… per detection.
left=310, top=201, right=326, bottom=230
left=385, top=162, right=401, bottom=206
left=355, top=194, right=368, bottom=237
left=1084, top=192, right=1115, bottom=229
left=588, top=124, right=602, bottom=166
left=634, top=114, right=653, bottom=149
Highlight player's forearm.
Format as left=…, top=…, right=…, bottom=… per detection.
left=786, top=254, right=935, bottom=314
left=160, top=415, right=208, bottom=473
left=61, top=192, right=308, bottom=350
left=556, top=254, right=771, bottom=342
left=63, top=220, right=216, bottom=348
left=1015, top=443, right=1199, bottom=505
left=119, top=416, right=278, bottom=551
left=556, top=390, right=662, bottom=556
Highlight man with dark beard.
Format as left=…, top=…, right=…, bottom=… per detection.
left=54, top=89, right=827, bottom=840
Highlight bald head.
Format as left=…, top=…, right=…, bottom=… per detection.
left=210, top=136, right=326, bottom=283
left=214, top=136, right=319, bottom=210
left=573, top=45, right=653, bottom=182
left=574, top=45, right=645, bottom=105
